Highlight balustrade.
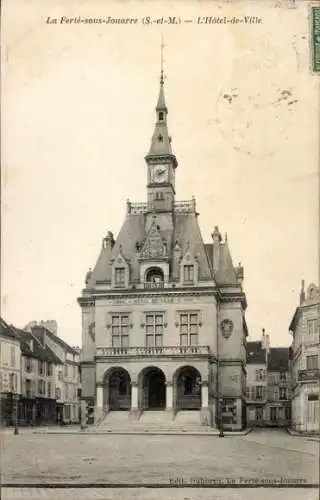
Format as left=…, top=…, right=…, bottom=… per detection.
left=96, top=345, right=210, bottom=357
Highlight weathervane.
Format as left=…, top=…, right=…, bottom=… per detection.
left=160, top=35, right=166, bottom=84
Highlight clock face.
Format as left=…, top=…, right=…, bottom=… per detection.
left=153, top=165, right=168, bottom=183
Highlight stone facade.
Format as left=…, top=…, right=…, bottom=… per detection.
left=289, top=281, right=320, bottom=433
left=0, top=318, right=22, bottom=425
left=78, top=73, right=248, bottom=431
left=246, top=333, right=268, bottom=427
left=246, top=330, right=291, bottom=428
left=26, top=322, right=81, bottom=424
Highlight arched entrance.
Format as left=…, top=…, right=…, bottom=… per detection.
left=140, top=367, right=166, bottom=410
left=106, top=368, right=131, bottom=411
left=174, top=366, right=202, bottom=410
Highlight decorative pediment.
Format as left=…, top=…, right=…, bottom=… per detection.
left=111, top=246, right=130, bottom=288
left=139, top=220, right=168, bottom=261
left=179, top=244, right=199, bottom=285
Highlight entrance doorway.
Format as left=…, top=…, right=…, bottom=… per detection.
left=175, top=366, right=201, bottom=410
left=141, top=367, right=166, bottom=410
left=108, top=368, right=131, bottom=410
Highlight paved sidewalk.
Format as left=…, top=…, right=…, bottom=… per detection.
left=1, top=487, right=319, bottom=500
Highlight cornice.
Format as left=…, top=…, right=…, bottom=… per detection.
left=95, top=353, right=214, bottom=362
left=80, top=361, right=95, bottom=366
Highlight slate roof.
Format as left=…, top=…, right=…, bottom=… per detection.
left=31, top=325, right=78, bottom=355
left=90, top=209, right=239, bottom=285
left=13, top=327, right=63, bottom=364
left=88, top=79, right=240, bottom=290
left=0, top=317, right=20, bottom=341
left=247, top=341, right=266, bottom=364
left=267, top=347, right=289, bottom=372
left=205, top=243, right=238, bottom=285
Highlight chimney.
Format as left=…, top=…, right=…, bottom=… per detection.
left=39, top=320, right=57, bottom=336
left=31, top=325, right=45, bottom=345
left=103, top=231, right=115, bottom=250
left=300, top=279, right=305, bottom=305
left=236, top=262, right=244, bottom=285
left=262, top=328, right=266, bottom=346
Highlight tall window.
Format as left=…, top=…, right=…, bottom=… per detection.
left=183, top=265, right=194, bottom=283
left=58, top=370, right=63, bottom=381
left=47, top=382, right=52, bottom=398
left=38, top=360, right=44, bottom=375
left=255, top=369, right=265, bottom=381
left=306, top=355, right=318, bottom=370
left=25, top=357, right=32, bottom=373
left=64, top=364, right=68, bottom=377
left=159, top=111, right=164, bottom=121
left=279, top=371, right=287, bottom=381
left=10, top=346, right=15, bottom=367
left=279, top=387, right=287, bottom=400
left=9, top=373, right=14, bottom=392
left=47, top=363, right=53, bottom=376
left=115, top=268, right=125, bottom=286
left=55, top=387, right=61, bottom=400
left=255, top=386, right=264, bottom=400
left=38, top=380, right=45, bottom=395
left=270, top=407, right=278, bottom=421
left=145, top=313, right=164, bottom=347
left=112, top=314, right=129, bottom=348
left=307, top=319, right=318, bottom=335
left=180, top=313, right=198, bottom=345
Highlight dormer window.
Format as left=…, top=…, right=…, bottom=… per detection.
left=158, top=134, right=163, bottom=142
left=183, top=265, right=194, bottom=283
left=158, top=112, right=164, bottom=121
left=115, top=267, right=125, bottom=287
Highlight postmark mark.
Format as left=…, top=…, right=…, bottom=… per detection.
left=310, top=4, right=320, bottom=73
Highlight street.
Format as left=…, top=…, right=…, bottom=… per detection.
left=1, top=428, right=318, bottom=499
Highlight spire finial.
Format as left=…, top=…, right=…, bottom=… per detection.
left=160, top=35, right=165, bottom=85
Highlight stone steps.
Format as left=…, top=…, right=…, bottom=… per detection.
left=93, top=410, right=210, bottom=434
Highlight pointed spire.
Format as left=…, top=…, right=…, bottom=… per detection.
left=146, top=39, right=178, bottom=163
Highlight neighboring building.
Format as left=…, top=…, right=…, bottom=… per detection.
left=265, top=347, right=291, bottom=427
left=246, top=330, right=291, bottom=428
left=25, top=321, right=81, bottom=424
left=14, top=327, right=62, bottom=426
left=0, top=318, right=21, bottom=425
left=78, top=71, right=248, bottom=430
left=289, top=281, right=320, bottom=433
left=246, top=330, right=268, bottom=427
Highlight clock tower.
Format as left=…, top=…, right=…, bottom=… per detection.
left=145, top=70, right=177, bottom=213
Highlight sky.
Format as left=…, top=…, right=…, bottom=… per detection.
left=2, top=0, right=319, bottom=348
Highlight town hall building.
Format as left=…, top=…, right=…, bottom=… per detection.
left=78, top=70, right=248, bottom=431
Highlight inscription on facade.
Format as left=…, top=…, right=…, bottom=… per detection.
left=104, top=295, right=210, bottom=306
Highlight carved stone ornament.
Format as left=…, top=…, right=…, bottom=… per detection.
left=220, top=319, right=234, bottom=339
left=140, top=220, right=167, bottom=259
left=88, top=322, right=95, bottom=340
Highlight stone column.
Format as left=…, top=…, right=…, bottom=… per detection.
left=200, top=381, right=210, bottom=426
left=234, top=398, right=242, bottom=431
left=166, top=382, right=173, bottom=411
left=201, top=383, right=209, bottom=408
left=95, top=383, right=104, bottom=424
left=130, top=382, right=139, bottom=421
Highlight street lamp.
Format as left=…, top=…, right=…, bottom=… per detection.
left=219, top=397, right=224, bottom=438
left=13, top=393, right=19, bottom=435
